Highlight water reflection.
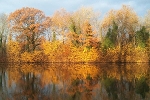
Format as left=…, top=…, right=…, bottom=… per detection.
left=0, top=63, right=149, bottom=100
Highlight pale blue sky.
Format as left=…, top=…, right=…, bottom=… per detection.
left=0, top=0, right=149, bottom=17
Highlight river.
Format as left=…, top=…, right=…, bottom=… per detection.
left=0, top=63, right=149, bottom=100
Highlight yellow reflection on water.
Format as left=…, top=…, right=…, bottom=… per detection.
left=6, top=63, right=150, bottom=86
left=1, top=63, right=149, bottom=100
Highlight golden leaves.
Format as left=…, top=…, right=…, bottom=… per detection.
left=8, top=7, right=49, bottom=52
left=51, top=8, right=71, bottom=28
left=7, top=41, right=21, bottom=62
left=101, top=10, right=116, bottom=29
left=4, top=6, right=150, bottom=63
left=101, top=5, right=138, bottom=35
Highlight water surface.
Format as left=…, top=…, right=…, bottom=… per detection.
left=0, top=63, right=149, bottom=100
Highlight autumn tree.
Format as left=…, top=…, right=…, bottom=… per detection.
left=102, top=21, right=118, bottom=50
left=72, top=7, right=99, bottom=34
left=116, top=5, right=138, bottom=46
left=43, top=16, right=52, bottom=41
left=69, top=20, right=81, bottom=47
left=101, top=5, right=138, bottom=48
left=82, top=20, right=98, bottom=49
left=136, top=26, right=149, bottom=48
left=8, top=7, right=48, bottom=52
left=0, top=13, right=8, bottom=56
left=143, top=11, right=150, bottom=61
left=51, top=9, right=71, bottom=43
left=7, top=34, right=21, bottom=62
left=69, top=7, right=99, bottom=47
left=100, top=5, right=139, bottom=62
left=144, top=10, right=150, bottom=32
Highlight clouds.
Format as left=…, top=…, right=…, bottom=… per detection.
left=87, top=0, right=149, bottom=16
left=0, top=0, right=149, bottom=16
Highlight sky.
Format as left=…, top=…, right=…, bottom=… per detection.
left=0, top=0, right=150, bottom=17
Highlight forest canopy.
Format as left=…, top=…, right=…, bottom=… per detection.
left=0, top=5, right=150, bottom=63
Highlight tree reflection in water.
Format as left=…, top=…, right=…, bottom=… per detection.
left=135, top=76, right=149, bottom=99
left=0, top=63, right=149, bottom=100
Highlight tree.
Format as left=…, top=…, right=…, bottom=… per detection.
left=101, top=5, right=139, bottom=62
left=69, top=7, right=99, bottom=47
left=72, top=6, right=99, bottom=34
left=8, top=7, right=48, bottom=52
left=144, top=10, right=150, bottom=32
left=101, top=5, right=138, bottom=48
left=0, top=13, right=8, bottom=56
left=82, top=20, right=98, bottom=49
left=135, top=76, right=149, bottom=99
left=68, top=20, right=81, bottom=47
left=102, top=21, right=118, bottom=50
left=7, top=34, right=21, bottom=62
left=116, top=5, right=138, bottom=46
left=51, top=8, right=71, bottom=43
left=136, top=26, right=149, bottom=48
left=143, top=11, right=150, bottom=61
left=101, top=10, right=116, bottom=40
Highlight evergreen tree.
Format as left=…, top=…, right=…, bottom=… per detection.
left=136, top=26, right=149, bottom=48
left=102, top=21, right=118, bottom=50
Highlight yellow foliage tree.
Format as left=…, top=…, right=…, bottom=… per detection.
left=7, top=34, right=21, bottom=62
left=41, top=41, right=61, bottom=62
left=8, top=7, right=48, bottom=52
